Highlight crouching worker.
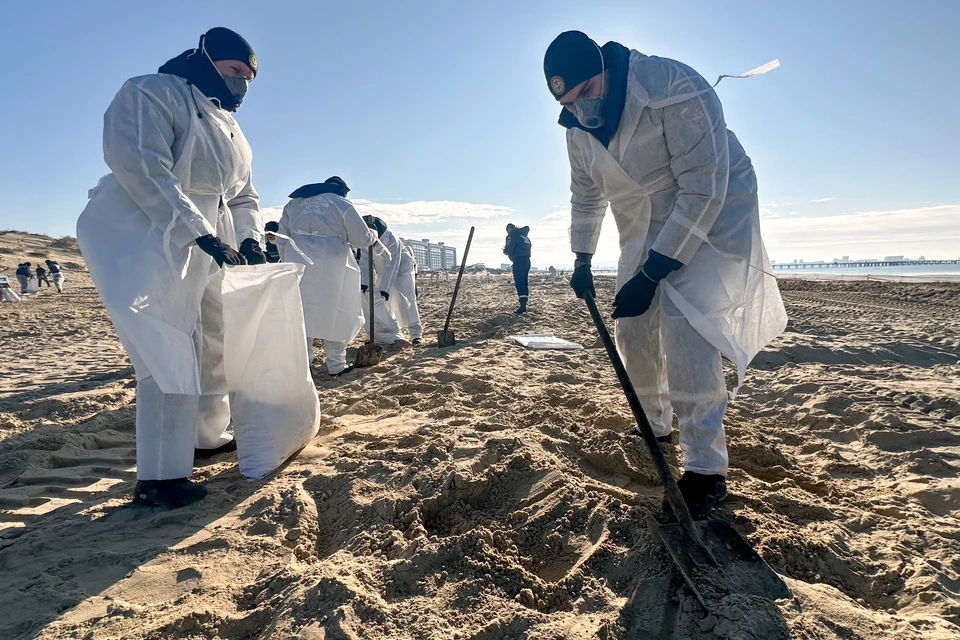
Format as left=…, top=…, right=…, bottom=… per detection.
left=278, top=176, right=378, bottom=376
left=77, top=27, right=267, bottom=508
left=359, top=216, right=422, bottom=344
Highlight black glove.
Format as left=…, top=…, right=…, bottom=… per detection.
left=196, top=235, right=246, bottom=268
left=612, top=251, right=682, bottom=319
left=571, top=263, right=595, bottom=299
left=361, top=285, right=368, bottom=294
left=380, top=290, right=390, bottom=301
left=363, top=215, right=377, bottom=229
left=239, top=238, right=267, bottom=265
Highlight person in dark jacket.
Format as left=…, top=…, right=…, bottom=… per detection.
left=36, top=264, right=51, bottom=288
left=503, top=223, right=532, bottom=314
left=264, top=221, right=281, bottom=263
left=15, top=263, right=32, bottom=294
left=45, top=260, right=65, bottom=292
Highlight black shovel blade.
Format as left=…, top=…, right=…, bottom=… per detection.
left=437, top=330, right=456, bottom=348
left=354, top=343, right=383, bottom=367
left=650, top=515, right=790, bottom=608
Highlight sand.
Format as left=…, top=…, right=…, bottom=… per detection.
left=1, top=230, right=958, bottom=639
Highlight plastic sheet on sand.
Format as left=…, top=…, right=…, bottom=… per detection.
left=509, top=333, right=584, bottom=350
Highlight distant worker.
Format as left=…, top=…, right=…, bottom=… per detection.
left=263, top=221, right=281, bottom=263
left=548, top=265, right=558, bottom=284
left=76, top=27, right=267, bottom=508
left=503, top=223, right=532, bottom=314
left=45, top=260, right=65, bottom=293
left=544, top=31, right=786, bottom=517
left=35, top=264, right=51, bottom=288
left=278, top=176, right=378, bottom=375
left=15, top=262, right=32, bottom=294
left=359, top=216, right=423, bottom=344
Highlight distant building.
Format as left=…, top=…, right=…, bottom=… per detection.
left=841, top=256, right=850, bottom=262
left=883, top=255, right=905, bottom=262
left=501, top=263, right=512, bottom=271
left=402, top=238, right=457, bottom=270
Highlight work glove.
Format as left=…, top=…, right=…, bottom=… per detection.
left=380, top=290, right=390, bottom=301
left=570, top=263, right=595, bottom=299
left=612, top=250, right=682, bottom=319
left=238, top=238, right=267, bottom=265
left=195, top=235, right=246, bottom=268
left=361, top=285, right=368, bottom=294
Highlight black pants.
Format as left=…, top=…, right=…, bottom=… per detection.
left=512, top=257, right=530, bottom=298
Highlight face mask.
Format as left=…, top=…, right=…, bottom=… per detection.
left=221, top=75, right=249, bottom=104
left=573, top=42, right=606, bottom=129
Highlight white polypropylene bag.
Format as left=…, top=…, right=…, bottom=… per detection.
left=26, top=277, right=39, bottom=294
left=218, top=263, right=321, bottom=480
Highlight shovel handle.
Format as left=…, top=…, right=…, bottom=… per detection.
left=583, top=290, right=702, bottom=544
left=442, top=226, right=475, bottom=334
left=367, top=247, right=376, bottom=345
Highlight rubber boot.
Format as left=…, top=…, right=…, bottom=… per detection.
left=515, top=296, right=528, bottom=315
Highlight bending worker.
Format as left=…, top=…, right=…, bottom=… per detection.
left=77, top=27, right=267, bottom=508
left=359, top=216, right=423, bottom=345
left=278, top=176, right=378, bottom=376
left=544, top=31, right=786, bottom=518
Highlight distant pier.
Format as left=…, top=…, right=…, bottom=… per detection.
left=772, top=259, right=960, bottom=270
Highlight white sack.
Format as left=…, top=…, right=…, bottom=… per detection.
left=219, top=263, right=321, bottom=480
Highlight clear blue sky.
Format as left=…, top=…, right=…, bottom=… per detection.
left=1, top=0, right=957, bottom=266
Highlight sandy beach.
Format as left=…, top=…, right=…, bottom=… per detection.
left=1, top=230, right=958, bottom=639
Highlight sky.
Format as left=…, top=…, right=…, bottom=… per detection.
left=1, top=0, right=958, bottom=268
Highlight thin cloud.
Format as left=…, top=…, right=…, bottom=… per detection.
left=764, top=204, right=960, bottom=261
left=809, top=197, right=835, bottom=204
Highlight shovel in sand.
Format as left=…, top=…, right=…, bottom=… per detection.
left=437, top=226, right=475, bottom=348
left=354, top=248, right=383, bottom=367
left=582, top=290, right=789, bottom=610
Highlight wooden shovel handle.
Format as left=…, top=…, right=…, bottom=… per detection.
left=443, top=226, right=475, bottom=334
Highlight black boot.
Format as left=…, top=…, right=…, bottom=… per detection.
left=132, top=478, right=208, bottom=508
left=194, top=438, right=238, bottom=459
left=515, top=297, right=528, bottom=315
left=663, top=471, right=728, bottom=520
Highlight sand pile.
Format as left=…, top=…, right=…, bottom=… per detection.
left=1, top=232, right=958, bottom=639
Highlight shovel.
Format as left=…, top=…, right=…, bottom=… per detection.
left=437, top=226, right=474, bottom=348
left=582, top=290, right=789, bottom=610
left=354, top=248, right=383, bottom=367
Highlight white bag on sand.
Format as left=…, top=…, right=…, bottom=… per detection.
left=26, top=277, right=39, bottom=294
left=219, top=263, right=321, bottom=480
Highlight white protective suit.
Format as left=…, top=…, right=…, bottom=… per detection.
left=359, top=229, right=422, bottom=341
left=567, top=52, right=787, bottom=476
left=277, top=193, right=377, bottom=374
left=360, top=229, right=412, bottom=344
left=76, top=73, right=263, bottom=481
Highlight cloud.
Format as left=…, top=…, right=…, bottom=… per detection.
left=350, top=199, right=513, bottom=225
left=763, top=204, right=960, bottom=261
left=260, top=206, right=284, bottom=223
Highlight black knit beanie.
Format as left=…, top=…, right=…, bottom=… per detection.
left=202, top=27, right=258, bottom=77
left=543, top=31, right=604, bottom=100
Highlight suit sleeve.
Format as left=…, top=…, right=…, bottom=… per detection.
left=341, top=200, right=378, bottom=249
left=227, top=170, right=263, bottom=245
left=568, top=131, right=609, bottom=254
left=650, top=68, right=730, bottom=265
left=102, top=79, right=216, bottom=248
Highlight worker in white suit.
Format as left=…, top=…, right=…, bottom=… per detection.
left=77, top=27, right=267, bottom=508
left=544, top=31, right=786, bottom=518
left=358, top=216, right=422, bottom=344
left=277, top=177, right=378, bottom=375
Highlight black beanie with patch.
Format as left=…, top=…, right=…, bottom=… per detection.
left=202, top=27, right=258, bottom=77
left=543, top=31, right=603, bottom=100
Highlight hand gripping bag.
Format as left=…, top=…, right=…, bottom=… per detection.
left=218, top=263, right=321, bottom=479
